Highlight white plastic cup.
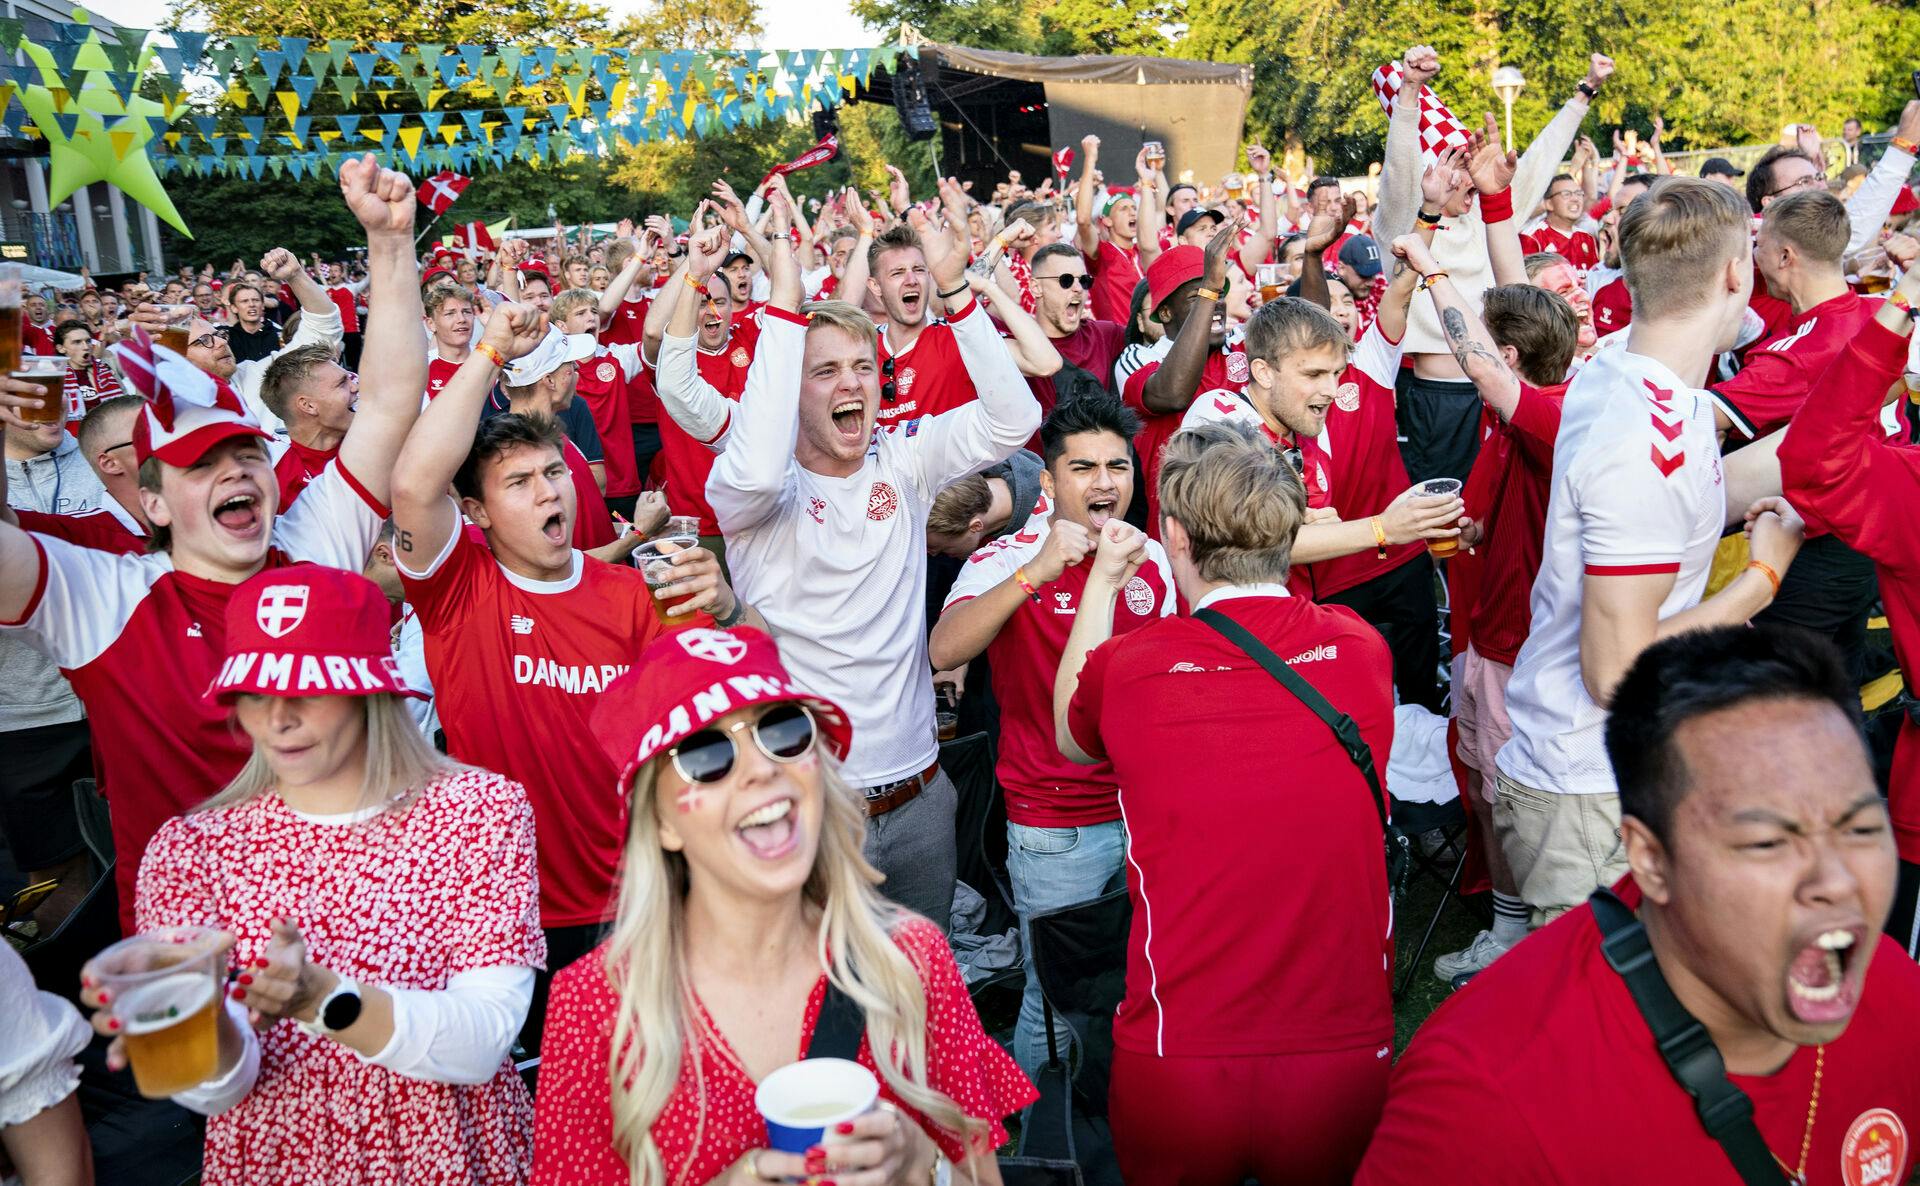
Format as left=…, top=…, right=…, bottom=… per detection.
left=754, top=1057, right=880, bottom=1153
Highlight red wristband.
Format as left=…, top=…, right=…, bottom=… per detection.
left=1478, top=187, right=1514, bottom=225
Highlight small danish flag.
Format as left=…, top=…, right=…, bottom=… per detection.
left=419, top=171, right=470, bottom=215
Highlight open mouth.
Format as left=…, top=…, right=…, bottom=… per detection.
left=1210, top=309, right=1227, bottom=336
left=1787, top=926, right=1866, bottom=1024
left=735, top=796, right=799, bottom=860
left=1086, top=496, right=1118, bottom=527
left=899, top=290, right=923, bottom=318
left=830, top=398, right=866, bottom=442
left=540, top=511, right=567, bottom=545
left=213, top=492, right=263, bottom=537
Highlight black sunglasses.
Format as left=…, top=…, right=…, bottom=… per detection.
left=1038, top=272, right=1094, bottom=290
left=669, top=703, right=818, bottom=785
left=881, top=355, right=896, bottom=402
left=1282, top=446, right=1304, bottom=476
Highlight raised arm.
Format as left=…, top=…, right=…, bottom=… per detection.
left=258, top=248, right=343, bottom=352
left=839, top=190, right=876, bottom=306
left=1510, top=54, right=1609, bottom=215
left=970, top=273, right=1062, bottom=378
left=334, top=155, right=427, bottom=509
left=1844, top=102, right=1920, bottom=255
left=1074, top=135, right=1102, bottom=258
left=389, top=304, right=549, bottom=575
left=1464, top=113, right=1528, bottom=287
left=1373, top=45, right=1439, bottom=250
left=1135, top=148, right=1165, bottom=270
left=1236, top=144, right=1279, bottom=275
left=0, top=377, right=54, bottom=619
left=595, top=239, right=647, bottom=322
left=1140, top=219, right=1236, bottom=415
left=655, top=226, right=743, bottom=447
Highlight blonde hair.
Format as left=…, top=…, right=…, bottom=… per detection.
left=1619, top=177, right=1751, bottom=321
left=798, top=299, right=879, bottom=357
left=1759, top=189, right=1849, bottom=267
left=603, top=755, right=983, bottom=1185
left=927, top=473, right=992, bottom=537
left=550, top=286, right=600, bottom=326
left=1159, top=420, right=1305, bottom=585
left=197, top=694, right=456, bottom=816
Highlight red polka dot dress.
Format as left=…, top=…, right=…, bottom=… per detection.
left=135, top=768, right=547, bottom=1186
left=531, top=917, right=1036, bottom=1184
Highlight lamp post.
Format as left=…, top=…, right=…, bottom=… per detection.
left=1492, top=66, right=1526, bottom=152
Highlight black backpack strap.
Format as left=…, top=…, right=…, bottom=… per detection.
left=1192, top=607, right=1390, bottom=836
left=806, top=980, right=866, bottom=1062
left=1589, top=889, right=1788, bottom=1185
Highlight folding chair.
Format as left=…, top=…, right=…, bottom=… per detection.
left=943, top=730, right=1018, bottom=940
left=1391, top=794, right=1487, bottom=999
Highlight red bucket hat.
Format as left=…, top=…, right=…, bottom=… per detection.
left=1146, top=244, right=1206, bottom=316
left=205, top=563, right=423, bottom=704
left=590, top=626, right=852, bottom=797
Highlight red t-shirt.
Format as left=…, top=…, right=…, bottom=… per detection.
left=1462, top=383, right=1567, bottom=666
left=875, top=320, right=977, bottom=427
left=23, top=321, right=54, bottom=357
left=531, top=919, right=1035, bottom=1184
left=1122, top=346, right=1245, bottom=535
left=1299, top=325, right=1421, bottom=601
left=425, top=353, right=463, bottom=402
left=572, top=346, right=642, bottom=498
left=271, top=438, right=338, bottom=511
left=1714, top=290, right=1882, bottom=441
left=1089, top=238, right=1143, bottom=325
left=656, top=324, right=758, bottom=536
left=397, top=529, right=704, bottom=927
left=562, top=437, right=616, bottom=552
left=599, top=295, right=660, bottom=425
left=1591, top=276, right=1632, bottom=335
left=1356, top=877, right=1920, bottom=1186
left=1748, top=259, right=1798, bottom=355
left=2, top=464, right=387, bottom=931
left=1067, top=592, right=1396, bottom=1058
left=13, top=505, right=147, bottom=554
left=1028, top=319, right=1126, bottom=413
left=323, top=283, right=362, bottom=334
left=1520, top=223, right=1600, bottom=272
left=945, top=520, right=1176, bottom=825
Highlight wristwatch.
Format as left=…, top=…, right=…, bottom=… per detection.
left=298, top=976, right=363, bottom=1037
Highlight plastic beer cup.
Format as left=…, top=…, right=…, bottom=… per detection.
left=637, top=535, right=700, bottom=624
left=94, top=926, right=225, bottom=1098
left=155, top=304, right=196, bottom=354
left=11, top=355, right=64, bottom=425
left=1418, top=478, right=1465, bottom=559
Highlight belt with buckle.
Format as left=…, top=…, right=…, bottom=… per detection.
left=862, top=760, right=941, bottom=818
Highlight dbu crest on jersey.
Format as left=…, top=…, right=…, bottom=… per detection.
left=731, top=346, right=750, bottom=368
left=1123, top=575, right=1155, bottom=616
left=596, top=361, right=617, bottom=383
left=867, top=481, right=899, bottom=521
left=256, top=585, right=309, bottom=638
left=1334, top=381, right=1361, bottom=412
left=1225, top=351, right=1250, bottom=385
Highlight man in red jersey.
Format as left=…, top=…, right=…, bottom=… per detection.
left=390, top=298, right=752, bottom=1050
left=487, top=325, right=624, bottom=555
left=597, top=231, right=663, bottom=488
left=1521, top=173, right=1601, bottom=273
left=0, top=156, right=426, bottom=932
left=1358, top=625, right=1920, bottom=1185
left=422, top=282, right=474, bottom=401
left=259, top=344, right=357, bottom=509
left=1781, top=256, right=1920, bottom=956
left=8, top=395, right=149, bottom=554
left=930, top=396, right=1174, bottom=1076
left=1056, top=422, right=1397, bottom=1184
left=1074, top=135, right=1149, bottom=324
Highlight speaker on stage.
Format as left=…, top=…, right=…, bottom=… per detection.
left=812, top=107, right=839, bottom=142
left=892, top=56, right=938, bottom=142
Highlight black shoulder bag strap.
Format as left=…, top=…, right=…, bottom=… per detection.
left=1193, top=607, right=1409, bottom=891
left=1590, top=888, right=1788, bottom=1185
left=806, top=981, right=866, bottom=1062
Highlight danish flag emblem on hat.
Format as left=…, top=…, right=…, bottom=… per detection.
left=255, top=584, right=310, bottom=639
left=678, top=629, right=747, bottom=665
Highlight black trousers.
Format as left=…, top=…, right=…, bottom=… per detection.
left=0, top=719, right=91, bottom=869
left=630, top=422, right=662, bottom=490
left=1395, top=371, right=1484, bottom=486
left=1323, top=553, right=1442, bottom=712
left=1753, top=533, right=1879, bottom=687
left=523, top=921, right=608, bottom=1055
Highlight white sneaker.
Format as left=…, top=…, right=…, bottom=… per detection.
left=1433, top=929, right=1513, bottom=982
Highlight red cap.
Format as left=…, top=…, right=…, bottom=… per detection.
left=1892, top=186, right=1920, bottom=216
left=206, top=564, right=422, bottom=705
left=1146, top=244, right=1206, bottom=315
left=517, top=258, right=553, bottom=284
left=422, top=265, right=454, bottom=287
left=111, top=327, right=272, bottom=467
left=590, top=627, right=852, bottom=797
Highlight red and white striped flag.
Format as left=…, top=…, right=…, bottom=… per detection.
left=1053, top=147, right=1075, bottom=177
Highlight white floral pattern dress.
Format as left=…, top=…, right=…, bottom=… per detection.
left=136, top=767, right=545, bottom=1185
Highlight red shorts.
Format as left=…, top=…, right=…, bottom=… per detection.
left=1108, top=1041, right=1392, bottom=1185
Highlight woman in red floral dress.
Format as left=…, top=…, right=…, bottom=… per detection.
left=79, top=563, right=544, bottom=1185
left=532, top=626, right=1035, bottom=1186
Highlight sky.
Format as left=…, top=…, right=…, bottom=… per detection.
left=84, top=0, right=883, bottom=48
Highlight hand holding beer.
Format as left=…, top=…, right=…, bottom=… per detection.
left=1090, top=519, right=1149, bottom=588
left=641, top=540, right=737, bottom=622
left=80, top=927, right=236, bottom=1098
left=0, top=372, right=52, bottom=429
left=1380, top=480, right=1466, bottom=550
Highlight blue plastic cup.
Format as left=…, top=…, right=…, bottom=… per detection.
left=754, top=1057, right=881, bottom=1153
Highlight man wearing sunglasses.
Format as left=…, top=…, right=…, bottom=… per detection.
left=1026, top=243, right=1127, bottom=414
left=130, top=244, right=343, bottom=441
left=7, top=396, right=149, bottom=555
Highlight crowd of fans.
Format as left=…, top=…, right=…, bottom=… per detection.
left=5, top=39, right=1920, bottom=1186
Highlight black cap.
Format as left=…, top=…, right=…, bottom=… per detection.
left=1700, top=156, right=1745, bottom=179
left=719, top=250, right=753, bottom=270
left=1175, top=207, right=1225, bottom=236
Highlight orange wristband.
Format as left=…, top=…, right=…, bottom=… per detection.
left=1371, top=515, right=1388, bottom=558
left=1893, top=137, right=1919, bottom=156
left=683, top=271, right=708, bottom=293
left=474, top=341, right=505, bottom=369
left=1747, top=559, right=1781, bottom=599
left=1013, top=567, right=1043, bottom=604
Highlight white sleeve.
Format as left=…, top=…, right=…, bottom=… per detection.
left=2, top=533, right=166, bottom=670
left=606, top=340, right=645, bottom=380
left=233, top=305, right=346, bottom=437
left=0, top=949, right=89, bottom=1128
left=272, top=460, right=387, bottom=573
left=171, top=998, right=261, bottom=1116
left=708, top=310, right=807, bottom=534
left=1844, top=144, right=1918, bottom=256
left=360, top=965, right=533, bottom=1086
left=654, top=332, right=735, bottom=448
left=1144, top=545, right=1178, bottom=617
left=942, top=539, right=1021, bottom=610
left=1351, top=321, right=1404, bottom=391
left=1511, top=98, right=1588, bottom=217
left=899, top=300, right=1042, bottom=494
left=800, top=266, right=831, bottom=299
left=1572, top=435, right=1699, bottom=572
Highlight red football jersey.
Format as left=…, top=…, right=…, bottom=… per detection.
left=572, top=344, right=643, bottom=498
left=1123, top=347, right=1246, bottom=536
left=562, top=437, right=616, bottom=552
left=322, top=283, right=361, bottom=334
left=1028, top=319, right=1126, bottom=414
left=1357, top=877, right=1920, bottom=1186
left=1089, top=239, right=1143, bottom=325
left=272, top=438, right=338, bottom=511
left=23, top=321, right=54, bottom=357
left=1715, top=290, right=1882, bottom=441
left=876, top=320, right=978, bottom=427
left=425, top=354, right=462, bottom=402
left=656, top=324, right=758, bottom=536
left=397, top=529, right=707, bottom=927
left=1591, top=276, right=1633, bottom=335
left=1520, top=223, right=1600, bottom=272
left=1298, top=325, right=1421, bottom=601
left=2, top=464, right=387, bottom=931
left=13, top=504, right=147, bottom=555
left=600, top=294, right=660, bottom=426
left=1462, top=383, right=1567, bottom=666
left=945, top=519, right=1175, bottom=826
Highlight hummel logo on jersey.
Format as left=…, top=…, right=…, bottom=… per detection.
left=1168, top=661, right=1232, bottom=673
left=187, top=622, right=203, bottom=638
left=1289, top=644, right=1339, bottom=664
left=255, top=585, right=310, bottom=639
left=1766, top=317, right=1816, bottom=353
left=509, top=615, right=535, bottom=635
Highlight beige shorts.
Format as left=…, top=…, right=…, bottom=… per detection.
left=1491, top=769, right=1625, bottom=928
left=1452, top=645, right=1514, bottom=796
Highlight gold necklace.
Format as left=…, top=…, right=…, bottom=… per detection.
left=1770, top=1045, right=1824, bottom=1186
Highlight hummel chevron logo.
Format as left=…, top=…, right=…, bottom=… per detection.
left=1643, top=378, right=1674, bottom=411
left=1651, top=415, right=1683, bottom=442
left=1650, top=443, right=1684, bottom=478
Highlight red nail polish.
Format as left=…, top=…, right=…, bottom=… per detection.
left=106, top=1017, right=120, bottom=1031
left=230, top=986, right=247, bottom=1001
left=805, top=1146, right=825, bottom=1158
left=834, top=1122, right=855, bottom=1135
left=238, top=974, right=253, bottom=986
left=97, top=988, right=112, bottom=1005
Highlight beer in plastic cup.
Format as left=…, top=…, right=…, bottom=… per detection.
left=637, top=534, right=700, bottom=624
left=155, top=304, right=196, bottom=355
left=12, top=356, right=65, bottom=425
left=936, top=711, right=959, bottom=741
left=754, top=1057, right=880, bottom=1153
left=1418, top=478, right=1465, bottom=559
left=1143, top=140, right=1165, bottom=167
left=1257, top=263, right=1285, bottom=302
left=94, top=926, right=225, bottom=1098
left=0, top=264, right=20, bottom=374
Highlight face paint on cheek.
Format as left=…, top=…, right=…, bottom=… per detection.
left=793, top=752, right=820, bottom=772
left=675, top=782, right=708, bottom=814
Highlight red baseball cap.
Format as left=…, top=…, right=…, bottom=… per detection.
left=590, top=626, right=852, bottom=797
left=422, top=265, right=454, bottom=287
left=1146, top=244, right=1206, bottom=316
left=517, top=258, right=554, bottom=285
left=205, top=563, right=423, bottom=705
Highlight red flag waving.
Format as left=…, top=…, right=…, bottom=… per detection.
left=449, top=220, right=495, bottom=255
left=1053, top=147, right=1075, bottom=177
left=419, top=170, right=470, bottom=215
left=759, top=133, right=839, bottom=189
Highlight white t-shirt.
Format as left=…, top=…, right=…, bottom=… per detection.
left=707, top=301, right=1040, bottom=786
left=1496, top=348, right=1727, bottom=797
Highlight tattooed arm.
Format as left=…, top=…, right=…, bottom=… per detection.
left=1437, top=301, right=1521, bottom=420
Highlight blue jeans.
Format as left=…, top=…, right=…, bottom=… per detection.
left=1005, top=818, right=1127, bottom=1078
